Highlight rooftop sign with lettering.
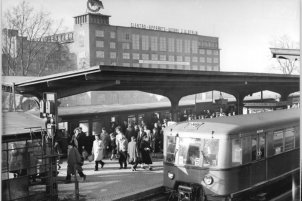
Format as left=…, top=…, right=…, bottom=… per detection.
left=131, top=23, right=198, bottom=35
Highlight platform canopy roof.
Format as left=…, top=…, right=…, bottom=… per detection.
left=11, top=65, right=299, bottom=100
left=270, top=48, right=300, bottom=60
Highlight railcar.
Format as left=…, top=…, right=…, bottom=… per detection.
left=163, top=108, right=300, bottom=201
left=58, top=102, right=196, bottom=135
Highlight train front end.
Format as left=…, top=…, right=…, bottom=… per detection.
left=163, top=121, right=232, bottom=201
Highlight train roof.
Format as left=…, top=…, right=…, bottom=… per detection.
left=166, top=109, right=300, bottom=138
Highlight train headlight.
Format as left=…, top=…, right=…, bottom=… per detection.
left=167, top=171, right=175, bottom=180
left=203, top=175, right=214, bottom=185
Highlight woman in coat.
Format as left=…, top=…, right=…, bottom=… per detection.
left=139, top=135, right=153, bottom=170
left=127, top=136, right=138, bottom=171
left=92, top=134, right=105, bottom=171
left=66, top=141, right=86, bottom=182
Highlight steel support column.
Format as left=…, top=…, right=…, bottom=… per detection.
left=168, top=96, right=182, bottom=122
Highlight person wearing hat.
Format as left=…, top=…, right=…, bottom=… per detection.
left=65, top=141, right=86, bottom=182
left=92, top=134, right=105, bottom=171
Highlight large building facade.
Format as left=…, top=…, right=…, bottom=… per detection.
left=3, top=12, right=221, bottom=107
left=72, top=13, right=220, bottom=71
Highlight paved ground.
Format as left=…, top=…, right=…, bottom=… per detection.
left=57, top=156, right=163, bottom=201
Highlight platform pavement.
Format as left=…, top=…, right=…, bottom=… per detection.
left=57, top=155, right=164, bottom=201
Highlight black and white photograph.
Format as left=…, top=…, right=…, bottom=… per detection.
left=1, top=0, right=300, bottom=200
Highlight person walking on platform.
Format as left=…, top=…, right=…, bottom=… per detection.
left=100, top=127, right=110, bottom=158
left=116, top=127, right=128, bottom=169
left=110, top=131, right=117, bottom=160
left=92, top=134, right=105, bottom=171
left=137, top=125, right=146, bottom=169
left=128, top=136, right=139, bottom=171
left=139, top=135, right=153, bottom=170
left=65, top=141, right=86, bottom=182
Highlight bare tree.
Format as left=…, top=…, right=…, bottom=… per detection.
left=270, top=35, right=300, bottom=75
left=2, top=1, right=65, bottom=76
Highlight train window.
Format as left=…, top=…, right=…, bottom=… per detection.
left=284, top=128, right=295, bottom=151
left=58, top=122, right=68, bottom=131
left=232, top=139, right=242, bottom=166
left=92, top=121, right=102, bottom=135
left=165, top=136, right=176, bottom=163
left=251, top=137, right=257, bottom=160
left=128, top=115, right=136, bottom=125
left=177, top=138, right=202, bottom=166
left=273, top=130, right=284, bottom=154
left=202, top=139, right=219, bottom=166
left=138, top=114, right=144, bottom=125
left=79, top=122, right=89, bottom=136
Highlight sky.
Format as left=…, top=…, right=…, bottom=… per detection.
left=2, top=0, right=300, bottom=73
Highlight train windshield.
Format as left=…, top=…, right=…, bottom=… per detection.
left=165, top=136, right=219, bottom=167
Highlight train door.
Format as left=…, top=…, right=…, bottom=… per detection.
left=250, top=132, right=266, bottom=185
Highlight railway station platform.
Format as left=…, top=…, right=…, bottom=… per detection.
left=57, top=155, right=164, bottom=201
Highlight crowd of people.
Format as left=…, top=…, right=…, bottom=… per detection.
left=64, top=119, right=167, bottom=182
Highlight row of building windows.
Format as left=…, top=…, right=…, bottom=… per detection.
left=95, top=30, right=218, bottom=52
left=98, top=61, right=219, bottom=71
left=96, top=40, right=219, bottom=55
left=95, top=51, right=219, bottom=63
left=95, top=30, right=116, bottom=39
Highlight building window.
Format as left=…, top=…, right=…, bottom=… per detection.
left=206, top=50, right=212, bottom=55
left=207, top=57, right=212, bottom=63
left=192, top=41, right=198, bottom=54
left=142, top=35, right=149, bottom=50
left=110, top=31, right=116, bottom=39
left=199, top=49, right=205, bottom=54
left=168, top=38, right=175, bottom=52
left=213, top=50, right=219, bottom=55
left=213, top=57, right=219, bottom=63
left=122, top=33, right=130, bottom=40
left=192, top=57, right=198, bottom=62
left=133, top=63, right=139, bottom=67
left=160, top=55, right=166, bottom=61
left=199, top=57, right=205, bottom=63
left=96, top=40, right=104, bottom=48
left=95, top=30, right=104, bottom=37
left=123, top=63, right=130, bottom=67
left=213, top=66, right=219, bottom=71
left=132, top=53, right=139, bottom=60
left=123, top=53, right=130, bottom=59
left=199, top=65, right=205, bottom=70
left=192, top=65, right=198, bottom=70
left=111, top=61, right=117, bottom=66
left=96, top=51, right=104, bottom=58
left=177, top=56, right=182, bottom=62
left=184, top=56, right=190, bottom=62
left=160, top=37, right=166, bottom=51
left=132, top=34, right=140, bottom=50
left=176, top=39, right=182, bottom=53
left=122, top=43, right=130, bottom=49
left=151, top=36, right=158, bottom=51
left=184, top=40, right=190, bottom=53
left=151, top=54, right=158, bottom=61
left=206, top=66, right=212, bottom=71
left=168, top=55, right=174, bottom=61
left=110, top=52, right=116, bottom=59
left=110, top=42, right=116, bottom=49
left=142, top=54, right=149, bottom=60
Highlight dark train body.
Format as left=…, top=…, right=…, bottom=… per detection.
left=163, top=108, right=300, bottom=201
left=58, top=102, right=197, bottom=135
